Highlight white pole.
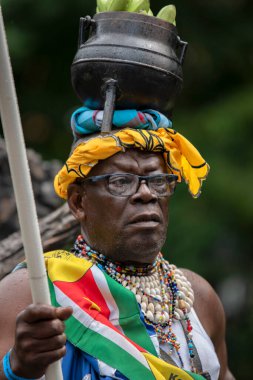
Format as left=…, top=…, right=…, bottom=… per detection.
left=0, top=6, right=63, bottom=380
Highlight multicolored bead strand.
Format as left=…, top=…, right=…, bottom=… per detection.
left=72, top=235, right=196, bottom=371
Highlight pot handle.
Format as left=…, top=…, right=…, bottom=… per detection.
left=177, top=37, right=188, bottom=65
left=78, top=16, right=96, bottom=47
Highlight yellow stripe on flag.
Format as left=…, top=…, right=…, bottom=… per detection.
left=144, top=352, right=194, bottom=380
left=44, top=250, right=92, bottom=282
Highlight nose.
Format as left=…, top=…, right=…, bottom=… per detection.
left=130, top=180, right=157, bottom=203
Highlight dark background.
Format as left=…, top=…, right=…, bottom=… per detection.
left=1, top=0, right=253, bottom=377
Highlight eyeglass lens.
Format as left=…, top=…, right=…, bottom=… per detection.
left=108, top=174, right=176, bottom=197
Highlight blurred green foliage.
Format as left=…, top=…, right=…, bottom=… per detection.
left=1, top=0, right=253, bottom=377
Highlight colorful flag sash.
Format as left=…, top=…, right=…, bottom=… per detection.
left=45, top=250, right=205, bottom=380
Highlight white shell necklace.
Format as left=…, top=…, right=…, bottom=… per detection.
left=73, top=235, right=196, bottom=370
left=121, top=263, right=194, bottom=324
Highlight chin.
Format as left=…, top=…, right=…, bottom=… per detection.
left=122, top=234, right=166, bottom=264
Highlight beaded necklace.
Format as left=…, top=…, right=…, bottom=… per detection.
left=72, top=235, right=197, bottom=372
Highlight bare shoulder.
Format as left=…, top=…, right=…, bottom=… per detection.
left=180, top=268, right=224, bottom=340
left=0, top=268, right=32, bottom=306
left=180, top=268, right=235, bottom=380
left=0, top=269, right=32, bottom=357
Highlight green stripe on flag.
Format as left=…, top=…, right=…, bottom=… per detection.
left=66, top=314, right=155, bottom=380
left=103, top=271, right=158, bottom=356
left=47, top=261, right=207, bottom=380
left=48, top=278, right=155, bottom=380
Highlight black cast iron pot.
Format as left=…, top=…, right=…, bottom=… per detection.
left=71, top=11, right=188, bottom=117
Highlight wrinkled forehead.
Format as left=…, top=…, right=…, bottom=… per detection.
left=89, top=149, right=167, bottom=176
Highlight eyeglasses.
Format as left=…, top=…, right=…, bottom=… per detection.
left=79, top=173, right=178, bottom=197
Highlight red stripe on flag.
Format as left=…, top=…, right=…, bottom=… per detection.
left=54, top=278, right=147, bottom=353
left=54, top=269, right=111, bottom=319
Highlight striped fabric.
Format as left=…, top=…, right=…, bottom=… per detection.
left=45, top=250, right=205, bottom=380
left=71, top=107, right=172, bottom=139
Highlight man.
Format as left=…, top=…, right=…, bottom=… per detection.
left=0, top=111, right=234, bottom=380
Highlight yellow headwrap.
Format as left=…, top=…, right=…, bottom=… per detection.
left=54, top=128, right=209, bottom=199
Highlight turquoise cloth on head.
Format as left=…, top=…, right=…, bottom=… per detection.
left=71, top=107, right=172, bottom=140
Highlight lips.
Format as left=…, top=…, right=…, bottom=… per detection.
left=128, top=213, right=161, bottom=225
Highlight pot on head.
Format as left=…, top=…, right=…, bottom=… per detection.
left=71, top=11, right=188, bottom=118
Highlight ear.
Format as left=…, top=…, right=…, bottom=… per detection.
left=67, top=183, right=86, bottom=222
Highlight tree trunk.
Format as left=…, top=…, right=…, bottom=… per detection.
left=0, top=202, right=80, bottom=279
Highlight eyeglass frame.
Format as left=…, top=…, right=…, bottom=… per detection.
left=77, top=173, right=178, bottom=197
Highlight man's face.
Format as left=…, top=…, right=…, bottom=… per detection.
left=68, top=149, right=171, bottom=265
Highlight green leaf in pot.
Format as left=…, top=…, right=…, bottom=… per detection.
left=157, top=4, right=176, bottom=25
left=107, top=0, right=128, bottom=11
left=97, top=0, right=109, bottom=12
left=126, top=0, right=150, bottom=13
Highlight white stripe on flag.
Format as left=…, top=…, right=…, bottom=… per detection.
left=54, top=285, right=150, bottom=370
left=90, top=265, right=123, bottom=332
